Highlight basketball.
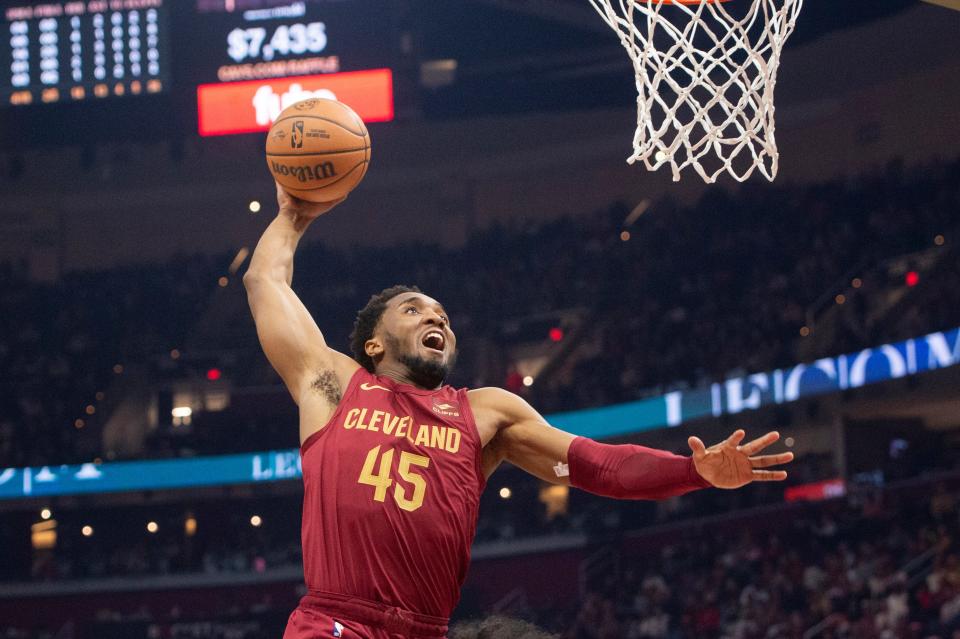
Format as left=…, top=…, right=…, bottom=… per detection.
left=265, top=98, right=371, bottom=203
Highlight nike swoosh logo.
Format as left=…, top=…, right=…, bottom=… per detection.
left=360, top=382, right=391, bottom=392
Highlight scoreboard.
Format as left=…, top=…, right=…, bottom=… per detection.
left=2, top=0, right=169, bottom=106
left=190, top=0, right=396, bottom=135
left=1, top=0, right=398, bottom=138
left=189, top=1, right=397, bottom=82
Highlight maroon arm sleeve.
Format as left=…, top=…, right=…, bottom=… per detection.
left=567, top=436, right=712, bottom=500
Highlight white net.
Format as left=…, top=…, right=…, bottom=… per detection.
left=588, top=0, right=803, bottom=182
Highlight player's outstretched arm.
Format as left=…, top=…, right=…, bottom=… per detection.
left=243, top=185, right=358, bottom=408
left=472, top=387, right=793, bottom=498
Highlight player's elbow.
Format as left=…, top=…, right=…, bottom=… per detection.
left=244, top=265, right=289, bottom=289
left=242, top=270, right=262, bottom=289
left=243, top=269, right=278, bottom=291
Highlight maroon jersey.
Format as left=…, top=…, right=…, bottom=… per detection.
left=299, top=367, right=486, bottom=619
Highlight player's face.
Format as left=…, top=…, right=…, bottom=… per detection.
left=377, top=293, right=457, bottom=387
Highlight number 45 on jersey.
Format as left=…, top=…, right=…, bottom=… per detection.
left=358, top=445, right=431, bottom=512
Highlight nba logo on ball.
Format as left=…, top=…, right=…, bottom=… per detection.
left=291, top=121, right=304, bottom=149
left=332, top=621, right=344, bottom=637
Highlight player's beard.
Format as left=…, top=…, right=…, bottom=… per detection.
left=387, top=333, right=455, bottom=389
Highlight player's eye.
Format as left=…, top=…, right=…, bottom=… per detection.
left=404, top=306, right=418, bottom=314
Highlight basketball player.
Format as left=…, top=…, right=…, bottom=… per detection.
left=243, top=186, right=794, bottom=638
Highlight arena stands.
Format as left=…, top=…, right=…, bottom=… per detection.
left=0, top=255, right=222, bottom=467
left=560, top=472, right=960, bottom=639
left=2, top=158, right=957, bottom=466
left=3, top=460, right=959, bottom=637
left=528, top=159, right=960, bottom=412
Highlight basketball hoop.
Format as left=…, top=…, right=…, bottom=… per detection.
left=588, top=0, right=803, bottom=182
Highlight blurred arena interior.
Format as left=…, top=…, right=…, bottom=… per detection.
left=2, top=0, right=960, bottom=637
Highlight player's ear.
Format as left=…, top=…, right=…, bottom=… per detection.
left=365, top=337, right=384, bottom=360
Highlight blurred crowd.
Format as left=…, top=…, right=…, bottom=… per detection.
left=0, top=255, right=221, bottom=467
left=1, top=157, right=958, bottom=466
left=530, top=159, right=960, bottom=411
left=6, top=469, right=960, bottom=639
left=557, top=477, right=960, bottom=639
left=21, top=499, right=302, bottom=583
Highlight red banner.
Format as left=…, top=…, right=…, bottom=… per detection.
left=197, top=68, right=394, bottom=137
left=784, top=478, right=846, bottom=503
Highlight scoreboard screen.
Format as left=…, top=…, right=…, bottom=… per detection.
left=192, top=1, right=396, bottom=81
left=191, top=0, right=396, bottom=136
left=2, top=0, right=169, bottom=106
left=0, top=0, right=398, bottom=142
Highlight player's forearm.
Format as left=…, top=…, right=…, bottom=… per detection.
left=567, top=437, right=711, bottom=500
left=245, top=210, right=313, bottom=287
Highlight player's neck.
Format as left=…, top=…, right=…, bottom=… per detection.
left=375, top=364, right=442, bottom=391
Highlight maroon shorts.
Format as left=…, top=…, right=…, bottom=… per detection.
left=283, top=591, right=448, bottom=639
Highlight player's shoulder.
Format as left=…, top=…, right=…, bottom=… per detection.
left=466, top=386, right=529, bottom=413
left=467, top=385, right=511, bottom=401
left=466, top=387, right=544, bottom=436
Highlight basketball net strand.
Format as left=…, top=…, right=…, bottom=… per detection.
left=588, top=0, right=803, bottom=182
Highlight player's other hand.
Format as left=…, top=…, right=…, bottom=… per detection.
left=276, top=182, right=347, bottom=222
left=688, top=429, right=794, bottom=489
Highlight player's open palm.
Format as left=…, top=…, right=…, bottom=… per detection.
left=276, top=182, right=347, bottom=222
left=688, top=430, right=793, bottom=489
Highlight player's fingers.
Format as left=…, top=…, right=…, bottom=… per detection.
left=724, top=429, right=746, bottom=448
left=751, top=470, right=788, bottom=481
left=688, top=436, right=707, bottom=458
left=740, top=431, right=780, bottom=456
left=750, top=452, right=794, bottom=468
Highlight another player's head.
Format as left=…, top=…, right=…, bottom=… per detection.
left=449, top=616, right=557, bottom=639
left=350, top=285, right=457, bottom=389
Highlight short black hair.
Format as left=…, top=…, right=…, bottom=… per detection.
left=350, top=284, right=422, bottom=372
left=449, top=616, right=557, bottom=639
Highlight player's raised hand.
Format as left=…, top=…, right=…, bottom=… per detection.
left=276, top=182, right=346, bottom=223
left=687, top=430, right=793, bottom=489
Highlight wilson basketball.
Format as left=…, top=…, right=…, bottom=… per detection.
left=265, top=98, right=371, bottom=203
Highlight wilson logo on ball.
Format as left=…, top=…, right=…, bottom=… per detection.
left=271, top=160, right=337, bottom=183
left=291, top=121, right=304, bottom=149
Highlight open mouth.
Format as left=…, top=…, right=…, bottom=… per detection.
left=421, top=330, right=445, bottom=353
